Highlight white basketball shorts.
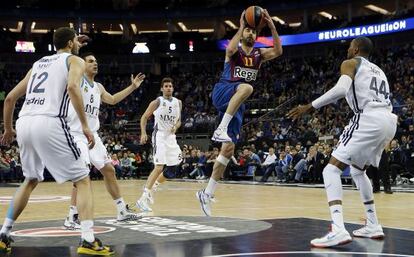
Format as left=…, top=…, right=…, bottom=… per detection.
left=152, top=131, right=182, bottom=166
left=73, top=132, right=111, bottom=170
left=333, top=110, right=397, bottom=169
left=16, top=116, right=90, bottom=183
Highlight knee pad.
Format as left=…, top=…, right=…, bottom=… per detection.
left=216, top=154, right=230, bottom=166
left=322, top=164, right=343, bottom=202
left=163, top=166, right=178, bottom=179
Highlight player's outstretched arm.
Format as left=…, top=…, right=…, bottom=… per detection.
left=260, top=9, right=283, bottom=62
left=1, top=69, right=32, bottom=145
left=140, top=99, right=159, bottom=144
left=67, top=55, right=95, bottom=148
left=226, top=11, right=246, bottom=60
left=101, top=73, right=145, bottom=105
left=287, top=59, right=357, bottom=120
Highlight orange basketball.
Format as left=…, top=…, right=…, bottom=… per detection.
left=244, top=6, right=265, bottom=29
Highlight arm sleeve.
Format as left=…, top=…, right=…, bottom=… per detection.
left=311, top=75, right=353, bottom=109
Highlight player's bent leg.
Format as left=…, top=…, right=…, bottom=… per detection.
left=136, top=165, right=164, bottom=212
left=213, top=84, right=252, bottom=142
left=311, top=157, right=352, bottom=248
left=98, top=164, right=141, bottom=221
left=74, top=176, right=114, bottom=256
left=197, top=143, right=234, bottom=216
left=0, top=178, right=38, bottom=253
left=64, top=186, right=81, bottom=230
left=350, top=165, right=384, bottom=239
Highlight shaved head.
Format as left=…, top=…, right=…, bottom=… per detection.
left=347, top=36, right=373, bottom=59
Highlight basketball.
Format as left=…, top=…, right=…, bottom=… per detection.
left=244, top=6, right=265, bottom=28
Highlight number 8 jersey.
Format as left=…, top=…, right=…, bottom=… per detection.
left=345, top=56, right=392, bottom=114
left=19, top=52, right=73, bottom=119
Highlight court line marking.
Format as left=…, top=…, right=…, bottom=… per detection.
left=295, top=216, right=414, bottom=232
left=204, top=251, right=414, bottom=257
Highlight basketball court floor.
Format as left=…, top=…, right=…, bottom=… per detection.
left=0, top=180, right=413, bottom=257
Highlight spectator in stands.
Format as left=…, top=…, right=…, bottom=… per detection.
left=275, top=149, right=293, bottom=182
left=389, top=139, right=407, bottom=183
left=289, top=148, right=306, bottom=182
left=189, top=151, right=207, bottom=179
left=307, top=145, right=326, bottom=183
left=245, top=148, right=261, bottom=177
left=205, top=147, right=218, bottom=177
left=111, top=154, right=123, bottom=178
left=120, top=152, right=133, bottom=179
left=0, top=152, right=11, bottom=182
left=260, top=147, right=278, bottom=182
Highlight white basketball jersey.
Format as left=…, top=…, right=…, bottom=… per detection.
left=345, top=56, right=392, bottom=114
left=153, top=96, right=180, bottom=132
left=67, top=77, right=101, bottom=133
left=19, top=52, right=72, bottom=118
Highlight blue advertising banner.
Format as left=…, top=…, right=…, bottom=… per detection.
left=217, top=17, right=414, bottom=49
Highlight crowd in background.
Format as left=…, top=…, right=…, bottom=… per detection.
left=1, top=42, right=413, bottom=185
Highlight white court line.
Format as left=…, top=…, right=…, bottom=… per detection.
left=204, top=251, right=414, bottom=257
left=298, top=216, right=414, bottom=232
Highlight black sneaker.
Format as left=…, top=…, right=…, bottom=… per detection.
left=77, top=237, right=114, bottom=256
left=0, top=233, right=13, bottom=253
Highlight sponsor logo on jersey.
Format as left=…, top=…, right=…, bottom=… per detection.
left=159, top=114, right=176, bottom=123
left=25, top=97, right=45, bottom=106
left=234, top=66, right=258, bottom=82
left=85, top=104, right=99, bottom=117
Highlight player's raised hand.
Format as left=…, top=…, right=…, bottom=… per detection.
left=287, top=103, right=312, bottom=121
left=1, top=129, right=16, bottom=146
left=131, top=73, right=146, bottom=89
left=77, top=35, right=90, bottom=48
left=240, top=10, right=246, bottom=28
left=140, top=133, right=148, bottom=145
left=262, top=9, right=276, bottom=30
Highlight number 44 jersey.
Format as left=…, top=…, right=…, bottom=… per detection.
left=19, top=52, right=73, bottom=119
left=346, top=56, right=392, bottom=114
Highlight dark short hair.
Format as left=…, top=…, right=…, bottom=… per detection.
left=161, top=77, right=173, bottom=87
left=53, top=27, right=77, bottom=50
left=354, top=36, right=373, bottom=55
left=80, top=52, right=95, bottom=60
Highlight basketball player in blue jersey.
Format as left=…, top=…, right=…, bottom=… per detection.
left=197, top=9, right=283, bottom=216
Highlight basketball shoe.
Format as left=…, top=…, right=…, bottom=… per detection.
left=0, top=233, right=13, bottom=253
left=64, top=213, right=81, bottom=230
left=211, top=127, right=232, bottom=142
left=117, top=204, right=142, bottom=222
left=196, top=189, right=215, bottom=216
left=311, top=224, right=352, bottom=248
left=77, top=237, right=114, bottom=256
left=353, top=222, right=385, bottom=239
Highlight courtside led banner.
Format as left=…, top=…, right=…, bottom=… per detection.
left=217, top=17, right=414, bottom=49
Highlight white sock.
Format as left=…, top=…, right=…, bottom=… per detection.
left=205, top=178, right=218, bottom=196
left=364, top=203, right=379, bottom=226
left=322, top=164, right=345, bottom=229
left=218, top=113, right=233, bottom=129
left=0, top=218, right=14, bottom=236
left=69, top=205, right=78, bottom=221
left=114, top=197, right=126, bottom=213
left=350, top=166, right=378, bottom=226
left=81, top=220, right=95, bottom=243
left=329, top=204, right=345, bottom=229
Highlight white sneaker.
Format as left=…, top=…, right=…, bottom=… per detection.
left=63, top=215, right=81, bottom=230
left=353, top=223, right=385, bottom=239
left=196, top=189, right=214, bottom=216
left=136, top=195, right=153, bottom=212
left=310, top=224, right=352, bottom=248
left=211, top=127, right=232, bottom=142
left=117, top=205, right=143, bottom=222
left=410, top=177, right=414, bottom=183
